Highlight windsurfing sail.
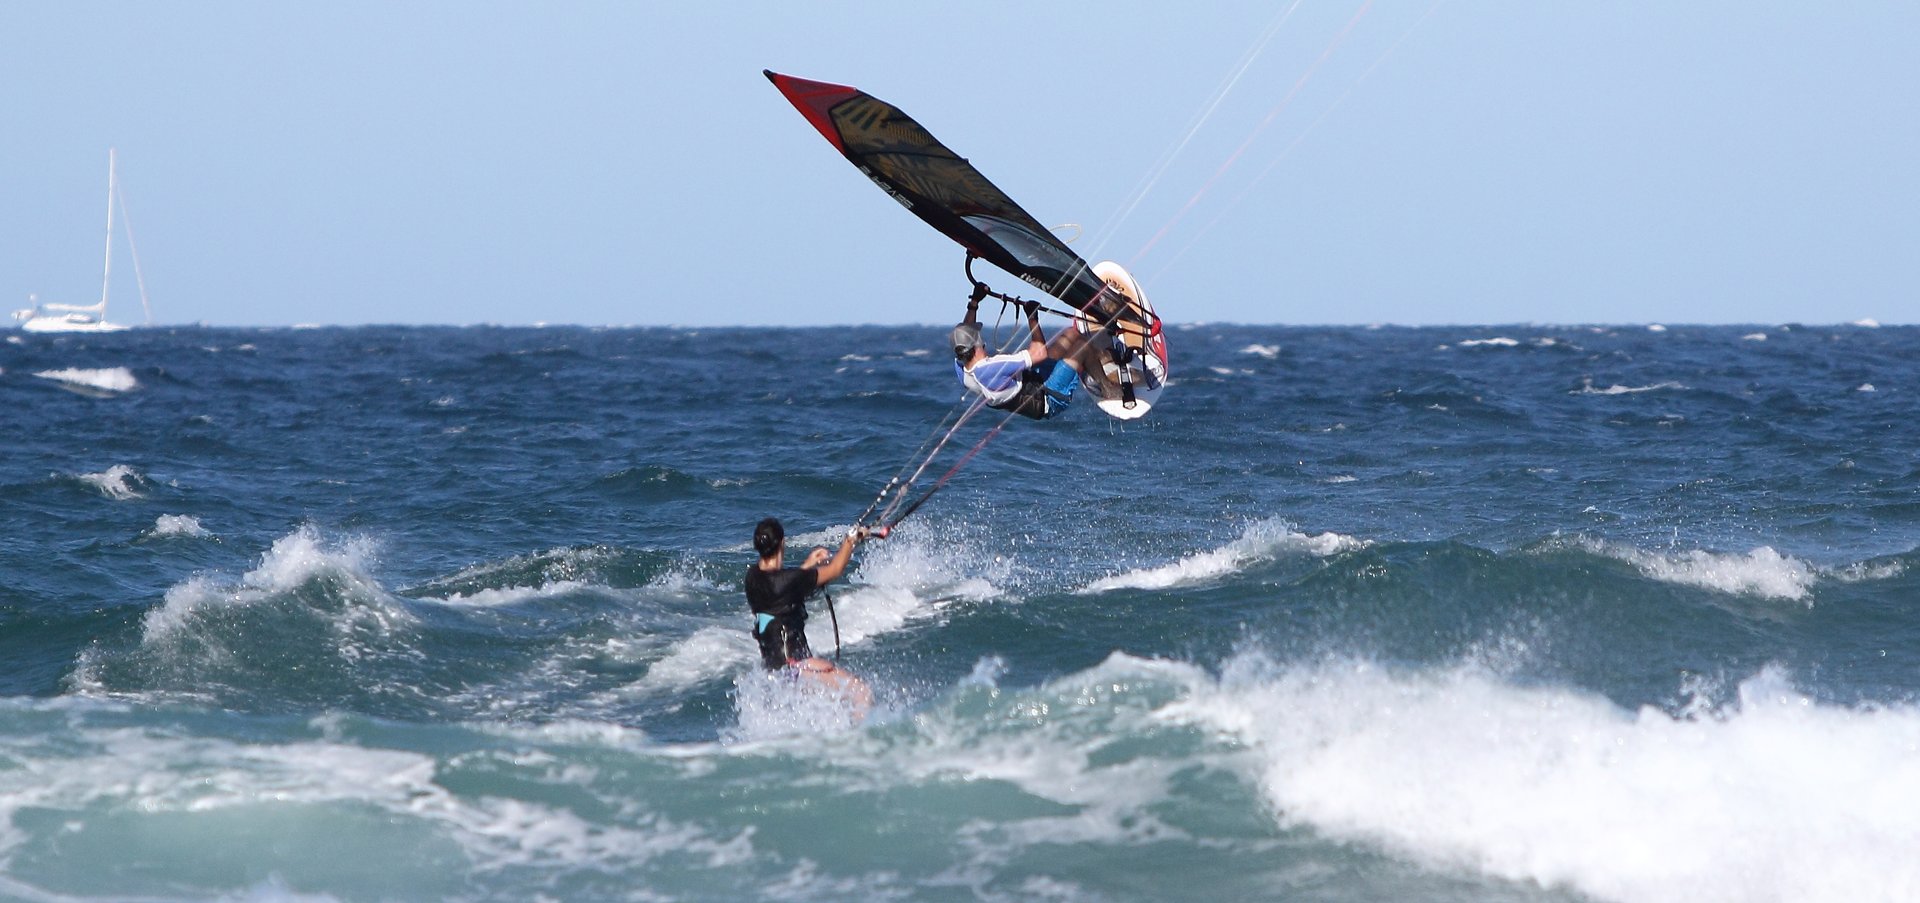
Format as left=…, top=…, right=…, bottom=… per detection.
left=768, top=70, right=1169, bottom=422
left=765, top=70, right=1119, bottom=318
left=770, top=73, right=1171, bottom=536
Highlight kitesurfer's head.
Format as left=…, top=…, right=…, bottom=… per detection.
left=951, top=322, right=982, bottom=362
left=753, top=517, right=784, bottom=558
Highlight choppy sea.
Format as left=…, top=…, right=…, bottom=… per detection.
left=2, top=322, right=1917, bottom=902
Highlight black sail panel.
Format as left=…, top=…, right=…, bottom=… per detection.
left=767, top=70, right=1110, bottom=313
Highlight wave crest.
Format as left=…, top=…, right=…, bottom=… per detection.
left=1080, top=519, right=1366, bottom=593
left=1577, top=539, right=1821, bottom=602
left=1173, top=655, right=1920, bottom=903
left=78, top=464, right=148, bottom=500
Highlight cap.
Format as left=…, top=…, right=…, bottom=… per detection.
left=951, top=322, right=982, bottom=359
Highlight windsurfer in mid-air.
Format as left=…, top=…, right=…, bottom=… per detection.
left=745, top=517, right=873, bottom=712
left=952, top=295, right=1115, bottom=420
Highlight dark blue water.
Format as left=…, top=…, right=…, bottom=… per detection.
left=2, top=323, right=1916, bottom=902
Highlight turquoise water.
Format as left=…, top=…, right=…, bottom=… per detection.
left=2, top=323, right=1917, bottom=901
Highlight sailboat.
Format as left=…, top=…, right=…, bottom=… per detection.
left=13, top=149, right=153, bottom=333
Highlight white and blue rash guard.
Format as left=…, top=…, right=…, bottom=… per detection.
left=956, top=350, right=1033, bottom=406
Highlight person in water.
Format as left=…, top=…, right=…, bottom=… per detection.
left=952, top=298, right=1112, bottom=420
left=745, top=517, right=873, bottom=708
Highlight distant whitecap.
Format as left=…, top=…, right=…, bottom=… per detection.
left=1575, top=380, right=1686, bottom=395
left=35, top=366, right=138, bottom=394
left=81, top=464, right=146, bottom=500
left=150, top=515, right=210, bottom=538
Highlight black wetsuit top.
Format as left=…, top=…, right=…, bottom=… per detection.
left=744, top=565, right=818, bottom=669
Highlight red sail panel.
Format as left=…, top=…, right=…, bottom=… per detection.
left=765, top=70, right=1113, bottom=314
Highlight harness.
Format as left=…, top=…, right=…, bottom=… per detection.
left=993, top=367, right=1055, bottom=419
left=748, top=578, right=842, bottom=664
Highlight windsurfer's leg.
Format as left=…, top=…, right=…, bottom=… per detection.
left=792, top=657, right=874, bottom=715
left=1048, top=327, right=1104, bottom=373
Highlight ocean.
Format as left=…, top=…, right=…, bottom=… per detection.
left=1, top=322, right=1916, bottom=902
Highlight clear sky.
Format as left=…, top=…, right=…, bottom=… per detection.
left=4, top=2, right=1915, bottom=327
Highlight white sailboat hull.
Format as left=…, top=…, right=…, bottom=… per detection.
left=18, top=313, right=130, bottom=333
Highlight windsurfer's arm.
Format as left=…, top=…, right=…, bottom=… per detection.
left=1025, top=303, right=1047, bottom=363
left=811, top=528, right=868, bottom=586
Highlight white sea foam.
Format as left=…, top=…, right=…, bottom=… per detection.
left=0, top=716, right=440, bottom=829
left=643, top=526, right=991, bottom=705
left=424, top=545, right=616, bottom=596
left=1575, top=380, right=1686, bottom=395
left=1741, top=332, right=1768, bottom=341
left=1456, top=337, right=1520, bottom=348
left=1855, top=318, right=1881, bottom=328
left=1581, top=540, right=1818, bottom=602
left=1858, top=383, right=1876, bottom=393
left=80, top=464, right=146, bottom=500
left=0, top=700, right=749, bottom=893
left=840, top=533, right=999, bottom=630
left=149, top=514, right=209, bottom=538
left=729, top=667, right=871, bottom=739
left=34, top=366, right=138, bottom=393
left=1831, top=559, right=1906, bottom=584
left=141, top=526, right=393, bottom=641
left=429, top=580, right=590, bottom=608
left=468, top=718, right=653, bottom=753
left=647, top=561, right=727, bottom=596
left=636, top=627, right=757, bottom=694
left=1239, top=344, right=1280, bottom=359
left=864, top=654, right=1214, bottom=850
left=1080, top=518, right=1366, bottom=593
left=1173, top=656, right=1920, bottom=903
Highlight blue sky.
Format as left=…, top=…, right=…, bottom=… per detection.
left=3, top=2, right=1915, bottom=327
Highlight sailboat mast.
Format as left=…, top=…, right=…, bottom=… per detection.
left=99, top=148, right=116, bottom=310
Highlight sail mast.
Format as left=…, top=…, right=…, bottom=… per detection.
left=99, top=148, right=116, bottom=311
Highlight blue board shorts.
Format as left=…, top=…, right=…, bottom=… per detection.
left=1032, top=359, right=1079, bottom=416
